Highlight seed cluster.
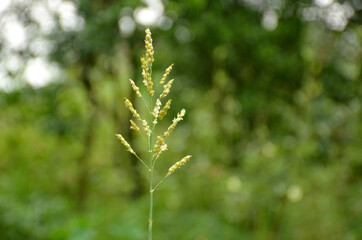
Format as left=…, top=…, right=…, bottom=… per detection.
left=116, top=28, right=192, bottom=192
left=124, top=98, right=141, bottom=120
left=141, top=28, right=155, bottom=96
left=142, top=120, right=151, bottom=136
left=152, top=99, right=162, bottom=125
left=160, top=79, right=174, bottom=99
left=116, top=134, right=135, bottom=155
left=160, top=64, right=173, bottom=84
left=153, top=136, right=167, bottom=158
left=167, top=155, right=192, bottom=176
left=129, top=79, right=142, bottom=97
left=163, top=109, right=186, bottom=138
left=130, top=120, right=140, bottom=131
left=159, top=99, right=172, bottom=120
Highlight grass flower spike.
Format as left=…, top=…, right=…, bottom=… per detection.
left=124, top=98, right=141, bottom=120
left=167, top=155, right=192, bottom=177
left=129, top=79, right=142, bottom=97
left=115, top=28, right=192, bottom=240
left=130, top=120, right=140, bottom=131
left=164, top=109, right=186, bottom=138
left=142, top=28, right=154, bottom=96
left=160, top=79, right=174, bottom=98
left=160, top=64, right=173, bottom=84
left=159, top=99, right=172, bottom=120
left=116, top=134, right=135, bottom=155
left=152, top=99, right=161, bottom=125
left=142, top=120, right=151, bottom=136
left=153, top=136, right=166, bottom=158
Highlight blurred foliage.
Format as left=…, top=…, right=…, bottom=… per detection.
left=0, top=0, right=361, bottom=239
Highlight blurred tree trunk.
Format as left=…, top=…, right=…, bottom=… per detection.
left=76, top=64, right=97, bottom=211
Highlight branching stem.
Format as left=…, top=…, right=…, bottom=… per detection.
left=134, top=153, right=150, bottom=171
left=152, top=174, right=168, bottom=192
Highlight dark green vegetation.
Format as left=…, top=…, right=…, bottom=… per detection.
left=0, top=0, right=361, bottom=239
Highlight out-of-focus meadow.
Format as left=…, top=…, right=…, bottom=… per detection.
left=0, top=0, right=361, bottom=239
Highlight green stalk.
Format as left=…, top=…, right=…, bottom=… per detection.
left=148, top=91, right=153, bottom=240
left=148, top=153, right=153, bottom=240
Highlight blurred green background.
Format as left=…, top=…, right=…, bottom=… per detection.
left=0, top=0, right=361, bottom=239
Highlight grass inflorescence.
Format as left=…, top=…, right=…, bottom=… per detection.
left=116, top=28, right=192, bottom=240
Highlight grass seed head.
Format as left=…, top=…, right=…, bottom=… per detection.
left=153, top=136, right=165, bottom=158
left=160, top=64, right=174, bottom=84
left=152, top=99, right=162, bottom=125
left=143, top=28, right=154, bottom=96
left=129, top=79, right=142, bottom=97
left=160, top=79, right=174, bottom=99
left=163, top=109, right=186, bottom=138
left=116, top=134, right=135, bottom=155
left=159, top=99, right=172, bottom=120
left=141, top=57, right=149, bottom=88
left=167, top=155, right=192, bottom=176
left=130, top=120, right=140, bottom=131
left=142, top=120, right=151, bottom=136
left=124, top=98, right=141, bottom=120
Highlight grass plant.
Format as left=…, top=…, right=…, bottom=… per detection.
left=116, top=28, right=192, bottom=240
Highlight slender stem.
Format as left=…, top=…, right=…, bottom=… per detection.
left=152, top=152, right=162, bottom=170
left=141, top=96, right=152, bottom=114
left=136, top=129, right=147, bottom=146
left=152, top=155, right=158, bottom=170
left=148, top=84, right=154, bottom=240
left=148, top=158, right=153, bottom=240
left=133, top=153, right=150, bottom=172
left=152, top=173, right=168, bottom=192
